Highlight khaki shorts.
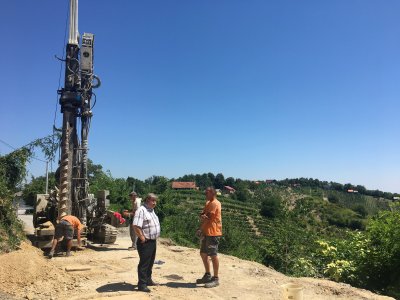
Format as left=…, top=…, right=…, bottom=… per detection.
left=200, top=236, right=220, bottom=256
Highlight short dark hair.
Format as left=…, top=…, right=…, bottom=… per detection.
left=206, top=187, right=216, bottom=195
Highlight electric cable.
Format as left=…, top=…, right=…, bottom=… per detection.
left=0, top=138, right=47, bottom=163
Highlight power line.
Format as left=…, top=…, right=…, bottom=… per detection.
left=0, top=138, right=47, bottom=163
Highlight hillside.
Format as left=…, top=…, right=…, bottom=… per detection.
left=0, top=233, right=393, bottom=300
left=158, top=188, right=399, bottom=298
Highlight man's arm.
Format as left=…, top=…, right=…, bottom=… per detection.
left=133, top=225, right=146, bottom=243
left=204, top=202, right=219, bottom=221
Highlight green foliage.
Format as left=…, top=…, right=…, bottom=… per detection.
left=0, top=148, right=31, bottom=197
left=357, top=203, right=400, bottom=296
left=22, top=173, right=56, bottom=207
left=0, top=198, right=25, bottom=253
left=258, top=190, right=282, bottom=218
left=352, top=205, right=367, bottom=218
left=0, top=134, right=60, bottom=253
left=233, top=188, right=251, bottom=202
left=214, top=173, right=225, bottom=189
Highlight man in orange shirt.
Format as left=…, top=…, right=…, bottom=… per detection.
left=196, top=187, right=222, bottom=288
left=48, top=215, right=84, bottom=258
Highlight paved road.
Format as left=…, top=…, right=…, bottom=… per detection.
left=17, top=207, right=34, bottom=235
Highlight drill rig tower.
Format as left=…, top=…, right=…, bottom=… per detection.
left=33, top=0, right=117, bottom=248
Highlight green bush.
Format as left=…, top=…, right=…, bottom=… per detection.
left=0, top=198, right=25, bottom=253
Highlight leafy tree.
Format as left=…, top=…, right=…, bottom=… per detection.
left=352, top=205, right=367, bottom=218
left=22, top=173, right=56, bottom=206
left=234, top=189, right=251, bottom=202
left=258, top=191, right=282, bottom=218
left=328, top=195, right=339, bottom=204
left=358, top=204, right=400, bottom=297
left=225, top=177, right=235, bottom=187
left=0, top=148, right=31, bottom=198
left=214, top=173, right=225, bottom=189
left=1, top=134, right=59, bottom=252
left=356, top=185, right=367, bottom=194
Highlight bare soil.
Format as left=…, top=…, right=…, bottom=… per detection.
left=0, top=214, right=394, bottom=300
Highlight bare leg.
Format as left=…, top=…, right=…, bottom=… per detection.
left=200, top=252, right=211, bottom=273
left=49, top=239, right=58, bottom=253
left=66, top=239, right=73, bottom=252
left=210, top=255, right=219, bottom=277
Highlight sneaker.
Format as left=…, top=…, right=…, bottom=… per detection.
left=48, top=250, right=54, bottom=259
left=196, top=273, right=213, bottom=284
left=128, top=246, right=136, bottom=251
left=138, top=285, right=150, bottom=293
left=205, top=277, right=219, bottom=288
left=66, top=251, right=72, bottom=257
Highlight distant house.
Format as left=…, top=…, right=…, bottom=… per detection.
left=223, top=186, right=236, bottom=194
left=172, top=181, right=198, bottom=190
left=393, top=196, right=400, bottom=201
left=347, top=189, right=358, bottom=193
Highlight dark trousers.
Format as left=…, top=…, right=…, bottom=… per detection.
left=136, top=239, right=156, bottom=287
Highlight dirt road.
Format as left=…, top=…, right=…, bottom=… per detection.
left=0, top=213, right=394, bottom=300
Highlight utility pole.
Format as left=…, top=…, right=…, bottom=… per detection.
left=45, top=161, right=49, bottom=194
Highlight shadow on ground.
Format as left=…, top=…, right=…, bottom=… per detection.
left=96, top=282, right=136, bottom=293
left=164, top=282, right=197, bottom=289
left=87, top=244, right=128, bottom=251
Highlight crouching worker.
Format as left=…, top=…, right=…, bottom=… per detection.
left=48, top=215, right=84, bottom=258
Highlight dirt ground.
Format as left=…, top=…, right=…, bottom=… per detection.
left=0, top=213, right=394, bottom=300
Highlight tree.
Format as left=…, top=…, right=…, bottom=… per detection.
left=258, top=191, right=282, bottom=218
left=0, top=148, right=30, bottom=198
left=352, top=205, right=367, bottom=218
left=235, top=189, right=250, bottom=202
left=0, top=134, right=59, bottom=252
left=358, top=204, right=400, bottom=297
left=22, top=173, right=56, bottom=206
left=214, top=173, right=225, bottom=189
left=225, top=177, right=235, bottom=187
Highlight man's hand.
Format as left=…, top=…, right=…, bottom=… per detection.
left=200, top=213, right=208, bottom=220
left=195, top=229, right=202, bottom=238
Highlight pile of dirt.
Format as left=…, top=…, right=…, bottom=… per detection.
left=0, top=241, right=77, bottom=300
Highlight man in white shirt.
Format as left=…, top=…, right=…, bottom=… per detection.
left=133, top=193, right=160, bottom=293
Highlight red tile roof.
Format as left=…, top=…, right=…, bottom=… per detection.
left=172, top=181, right=197, bottom=189
left=224, top=186, right=236, bottom=191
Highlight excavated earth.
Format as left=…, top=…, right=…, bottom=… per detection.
left=0, top=213, right=394, bottom=300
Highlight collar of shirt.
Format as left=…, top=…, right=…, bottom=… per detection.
left=144, top=203, right=154, bottom=212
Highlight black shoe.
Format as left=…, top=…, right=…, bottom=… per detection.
left=138, top=285, right=150, bottom=293
left=205, top=277, right=219, bottom=288
left=196, top=273, right=213, bottom=284
left=147, top=279, right=158, bottom=286
left=48, top=250, right=54, bottom=259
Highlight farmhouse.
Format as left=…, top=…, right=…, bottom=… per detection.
left=171, top=181, right=198, bottom=190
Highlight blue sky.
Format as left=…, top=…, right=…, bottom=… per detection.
left=1, top=0, right=399, bottom=192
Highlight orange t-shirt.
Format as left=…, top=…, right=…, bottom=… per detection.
left=201, top=199, right=222, bottom=236
left=61, top=215, right=84, bottom=231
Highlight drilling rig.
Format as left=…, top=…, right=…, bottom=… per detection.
left=33, top=0, right=118, bottom=249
